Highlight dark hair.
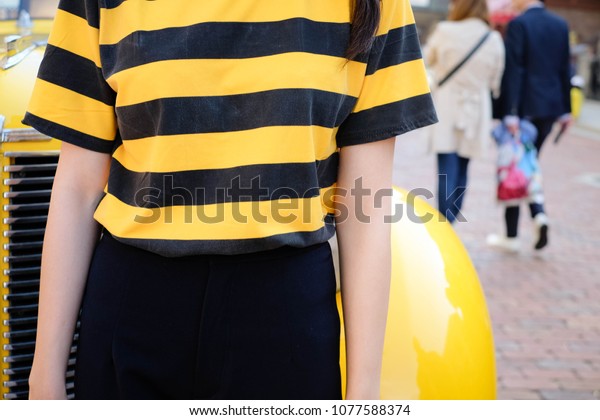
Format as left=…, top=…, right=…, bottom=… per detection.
left=346, top=0, right=381, bottom=60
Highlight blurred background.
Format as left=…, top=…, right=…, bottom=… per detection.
left=412, top=0, right=600, bottom=101
left=399, top=0, right=600, bottom=400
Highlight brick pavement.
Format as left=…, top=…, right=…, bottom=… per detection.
left=392, top=104, right=600, bottom=400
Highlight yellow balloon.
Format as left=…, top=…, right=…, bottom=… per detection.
left=337, top=187, right=496, bottom=399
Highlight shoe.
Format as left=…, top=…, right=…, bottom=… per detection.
left=533, top=213, right=549, bottom=250
left=486, top=233, right=520, bottom=253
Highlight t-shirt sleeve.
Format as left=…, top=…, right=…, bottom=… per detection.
left=22, top=0, right=117, bottom=154
left=336, top=0, right=438, bottom=147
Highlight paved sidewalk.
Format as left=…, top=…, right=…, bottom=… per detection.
left=392, top=100, right=600, bottom=400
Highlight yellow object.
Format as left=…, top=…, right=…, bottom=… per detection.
left=1, top=17, right=61, bottom=399
left=0, top=19, right=53, bottom=128
left=571, top=87, right=584, bottom=120
left=338, top=187, right=496, bottom=399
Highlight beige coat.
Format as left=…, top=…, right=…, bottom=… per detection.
left=424, top=18, right=505, bottom=159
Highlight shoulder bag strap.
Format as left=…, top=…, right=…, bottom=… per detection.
left=437, top=31, right=492, bottom=88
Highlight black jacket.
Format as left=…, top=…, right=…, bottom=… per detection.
left=495, top=6, right=571, bottom=119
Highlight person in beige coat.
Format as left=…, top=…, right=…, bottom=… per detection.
left=425, top=0, right=505, bottom=223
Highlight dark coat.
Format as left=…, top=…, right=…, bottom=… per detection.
left=494, top=6, right=571, bottom=120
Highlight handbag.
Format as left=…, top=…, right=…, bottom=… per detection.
left=493, top=122, right=543, bottom=204
left=497, top=160, right=529, bottom=201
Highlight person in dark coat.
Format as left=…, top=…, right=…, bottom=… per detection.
left=489, top=0, right=571, bottom=252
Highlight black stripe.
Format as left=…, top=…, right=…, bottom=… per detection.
left=100, top=19, right=353, bottom=77
left=317, top=152, right=339, bottom=189
left=102, top=0, right=127, bottom=9
left=37, top=45, right=116, bottom=106
left=366, top=24, right=423, bottom=75
left=22, top=113, right=116, bottom=154
left=108, top=152, right=338, bottom=208
left=336, top=94, right=438, bottom=147
left=58, top=0, right=99, bottom=28
left=116, top=89, right=356, bottom=140
left=109, top=223, right=336, bottom=257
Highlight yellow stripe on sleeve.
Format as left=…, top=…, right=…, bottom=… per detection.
left=376, top=0, right=416, bottom=36
left=353, top=59, right=431, bottom=113
left=49, top=9, right=102, bottom=67
left=27, top=78, right=117, bottom=141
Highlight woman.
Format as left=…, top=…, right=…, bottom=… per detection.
left=24, top=0, right=437, bottom=399
left=425, top=0, right=505, bottom=223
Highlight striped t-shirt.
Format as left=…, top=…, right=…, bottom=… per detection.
left=24, top=0, right=437, bottom=257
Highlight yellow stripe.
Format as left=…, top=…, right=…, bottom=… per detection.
left=322, top=185, right=337, bottom=215
left=353, top=59, right=430, bottom=113
left=377, top=0, right=416, bottom=36
left=100, top=0, right=352, bottom=45
left=49, top=9, right=101, bottom=67
left=94, top=190, right=333, bottom=240
left=108, top=53, right=365, bottom=106
left=27, top=79, right=117, bottom=141
left=112, top=126, right=338, bottom=173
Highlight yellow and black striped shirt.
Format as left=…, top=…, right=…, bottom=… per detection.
left=24, top=0, right=437, bottom=256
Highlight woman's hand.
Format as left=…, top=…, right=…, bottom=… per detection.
left=28, top=142, right=111, bottom=400
left=28, top=368, right=68, bottom=400
left=335, top=137, right=395, bottom=400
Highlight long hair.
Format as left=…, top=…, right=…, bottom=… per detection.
left=346, top=0, right=381, bottom=60
left=448, top=0, right=490, bottom=24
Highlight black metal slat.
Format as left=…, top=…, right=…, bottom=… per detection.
left=3, top=190, right=52, bottom=199
left=3, top=365, right=30, bottom=375
left=3, top=391, right=28, bottom=399
left=4, top=203, right=50, bottom=212
left=3, top=329, right=36, bottom=339
left=3, top=303, right=38, bottom=314
left=3, top=316, right=37, bottom=327
left=4, top=241, right=43, bottom=251
left=2, top=340, right=35, bottom=351
left=5, top=291, right=39, bottom=301
left=3, top=378, right=29, bottom=388
left=3, top=215, right=48, bottom=224
left=4, top=279, right=40, bottom=289
left=3, top=228, right=46, bottom=238
left=4, top=254, right=42, bottom=263
left=3, top=153, right=63, bottom=400
left=4, top=353, right=34, bottom=363
left=4, top=151, right=60, bottom=158
left=4, top=177, right=54, bottom=186
left=4, top=267, right=41, bottom=277
left=4, top=163, right=58, bottom=173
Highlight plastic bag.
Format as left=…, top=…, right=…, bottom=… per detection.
left=497, top=161, right=529, bottom=201
left=492, top=121, right=543, bottom=205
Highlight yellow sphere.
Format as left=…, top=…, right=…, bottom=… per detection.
left=337, top=187, right=496, bottom=399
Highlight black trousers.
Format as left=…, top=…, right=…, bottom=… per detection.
left=504, top=117, right=554, bottom=237
left=74, top=232, right=341, bottom=400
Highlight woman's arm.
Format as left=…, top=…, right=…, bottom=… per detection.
left=28, top=142, right=111, bottom=399
left=335, top=137, right=395, bottom=400
left=490, top=32, right=506, bottom=99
